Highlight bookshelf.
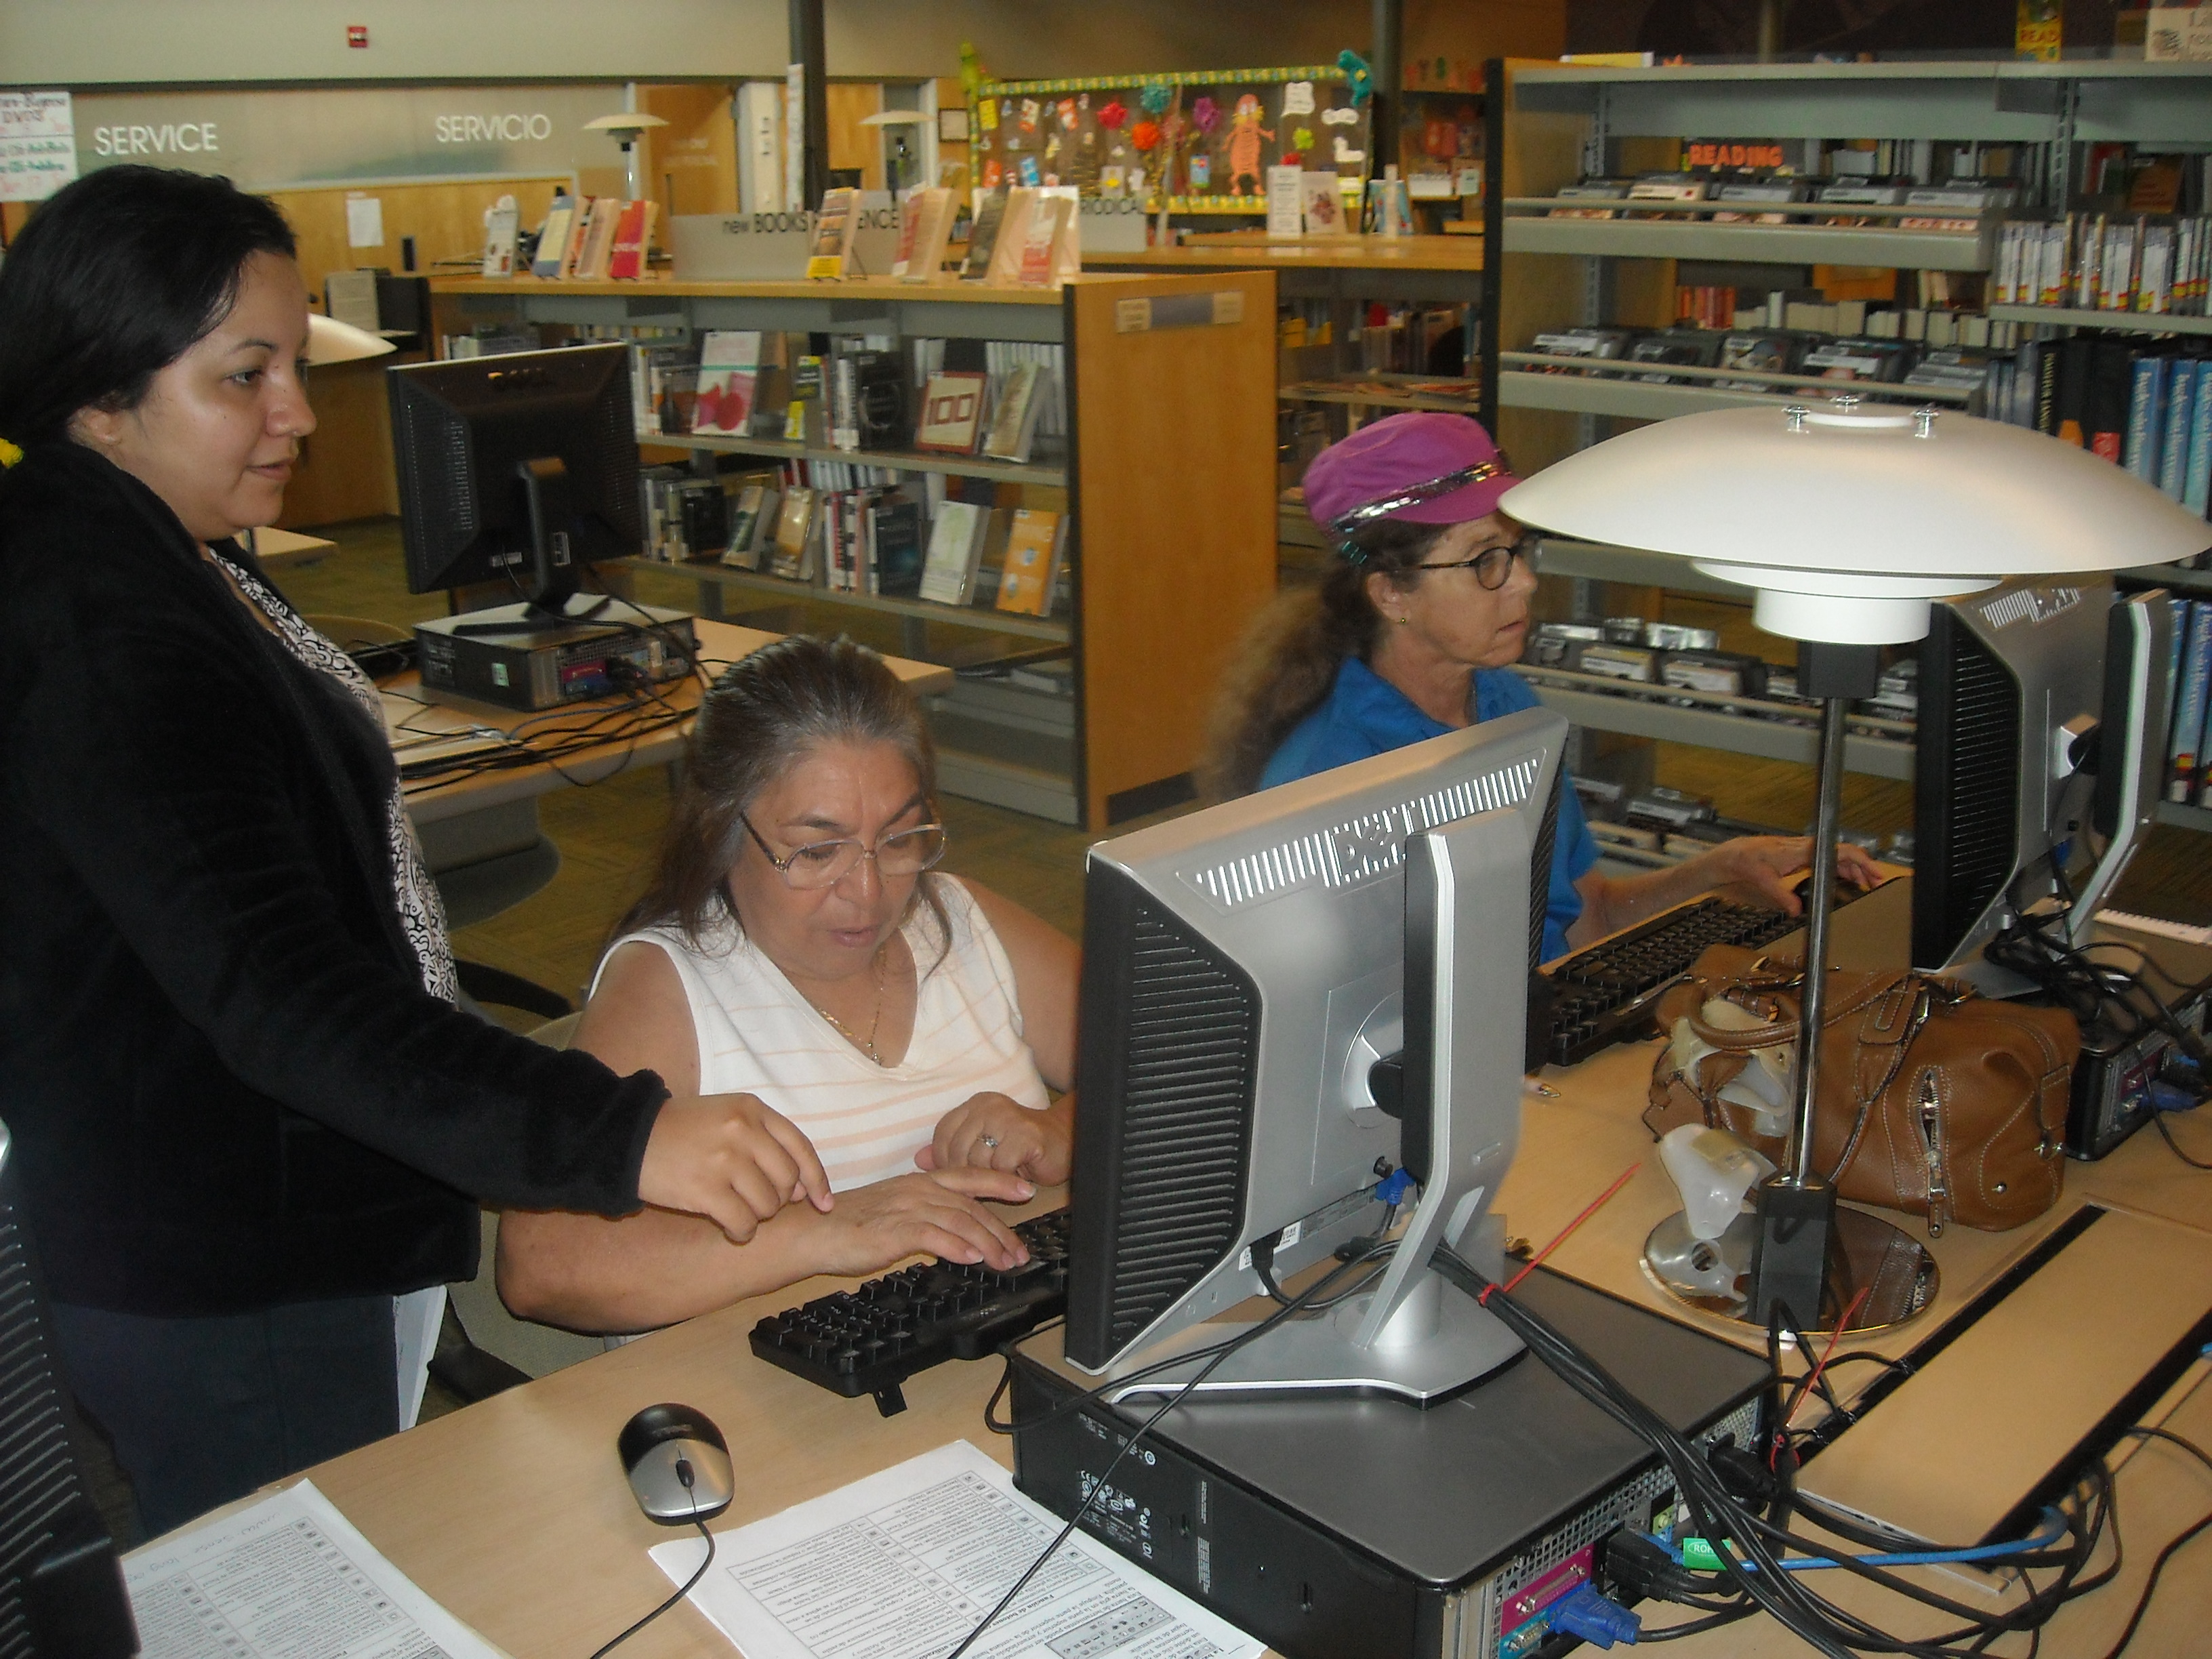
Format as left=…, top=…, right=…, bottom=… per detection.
left=1481, top=55, right=2212, bottom=850
left=428, top=272, right=1279, bottom=829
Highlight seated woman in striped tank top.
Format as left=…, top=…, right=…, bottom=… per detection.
left=496, top=635, right=1076, bottom=1332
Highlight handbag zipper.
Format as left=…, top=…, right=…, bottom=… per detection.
left=1917, top=1072, right=1948, bottom=1236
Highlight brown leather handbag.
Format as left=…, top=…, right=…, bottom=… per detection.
left=1644, top=943, right=2079, bottom=1234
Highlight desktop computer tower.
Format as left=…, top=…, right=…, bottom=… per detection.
left=1008, top=1269, right=1769, bottom=1659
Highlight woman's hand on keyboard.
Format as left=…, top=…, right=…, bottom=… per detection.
left=802, top=1169, right=1033, bottom=1275
left=639, top=1092, right=834, bottom=1244
left=918, top=1092, right=1075, bottom=1186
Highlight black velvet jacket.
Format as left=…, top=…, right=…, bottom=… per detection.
left=0, top=443, right=667, bottom=1315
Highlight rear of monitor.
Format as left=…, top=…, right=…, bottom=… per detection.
left=1912, top=579, right=2110, bottom=993
left=0, top=1124, right=140, bottom=1658
left=387, top=343, right=642, bottom=626
left=1063, top=709, right=1566, bottom=1403
left=1914, top=579, right=2174, bottom=991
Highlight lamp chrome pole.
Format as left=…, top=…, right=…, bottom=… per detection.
left=1790, top=694, right=1849, bottom=1181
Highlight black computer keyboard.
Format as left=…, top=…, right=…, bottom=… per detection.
left=750, top=1208, right=1073, bottom=1416
left=1542, top=897, right=1804, bottom=1068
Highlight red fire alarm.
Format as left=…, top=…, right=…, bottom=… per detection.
left=347, top=24, right=369, bottom=47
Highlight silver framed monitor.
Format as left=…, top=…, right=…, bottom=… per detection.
left=1063, top=708, right=1568, bottom=1403
left=1914, top=578, right=2175, bottom=994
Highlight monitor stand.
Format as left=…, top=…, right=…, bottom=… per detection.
left=449, top=593, right=613, bottom=637
left=1106, top=811, right=1538, bottom=1406
left=449, top=457, right=614, bottom=637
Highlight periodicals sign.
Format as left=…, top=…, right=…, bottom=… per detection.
left=0, top=90, right=77, bottom=203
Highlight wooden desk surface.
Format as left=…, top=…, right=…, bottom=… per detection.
left=246, top=526, right=339, bottom=569
left=261, top=1047, right=2212, bottom=1659
left=398, top=617, right=954, bottom=827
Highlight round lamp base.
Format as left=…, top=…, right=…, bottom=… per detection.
left=1641, top=1206, right=1940, bottom=1336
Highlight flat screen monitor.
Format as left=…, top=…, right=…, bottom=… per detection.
left=1914, top=578, right=2172, bottom=990
left=1063, top=708, right=1567, bottom=1402
left=0, top=1122, right=140, bottom=1657
left=387, top=343, right=642, bottom=622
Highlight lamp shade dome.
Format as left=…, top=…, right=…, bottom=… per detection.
left=1500, top=404, right=2212, bottom=643
left=304, top=312, right=395, bottom=367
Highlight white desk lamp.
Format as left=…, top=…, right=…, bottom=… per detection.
left=585, top=111, right=670, bottom=203
left=1502, top=400, right=2212, bottom=1334
left=304, top=312, right=396, bottom=368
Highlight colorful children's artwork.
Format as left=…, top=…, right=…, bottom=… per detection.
left=1226, top=93, right=1275, bottom=197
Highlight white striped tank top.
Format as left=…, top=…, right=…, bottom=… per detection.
left=598, top=876, right=1049, bottom=1192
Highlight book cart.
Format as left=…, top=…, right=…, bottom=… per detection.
left=1477, top=56, right=2212, bottom=840
left=428, top=272, right=1277, bottom=829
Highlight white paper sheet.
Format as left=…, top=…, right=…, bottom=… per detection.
left=125, top=1479, right=507, bottom=1659
left=346, top=194, right=386, bottom=249
left=649, top=1441, right=1263, bottom=1659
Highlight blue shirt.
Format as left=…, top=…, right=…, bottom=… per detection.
left=1260, top=658, right=1599, bottom=961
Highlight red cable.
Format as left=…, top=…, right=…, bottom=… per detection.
left=1480, top=1162, right=1641, bottom=1304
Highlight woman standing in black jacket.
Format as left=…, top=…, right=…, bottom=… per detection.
left=0, top=165, right=835, bottom=1536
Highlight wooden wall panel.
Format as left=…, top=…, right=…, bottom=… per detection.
left=643, top=83, right=739, bottom=218
left=827, top=81, right=886, bottom=190
left=1070, top=270, right=1279, bottom=826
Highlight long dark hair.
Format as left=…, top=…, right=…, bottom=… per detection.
left=0, top=166, right=297, bottom=449
left=1198, top=517, right=1448, bottom=800
left=615, top=634, right=950, bottom=956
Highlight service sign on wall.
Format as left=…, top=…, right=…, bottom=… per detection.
left=68, top=85, right=636, bottom=190
left=0, top=90, right=78, bottom=201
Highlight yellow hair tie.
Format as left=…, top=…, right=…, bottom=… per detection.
left=0, top=438, right=20, bottom=470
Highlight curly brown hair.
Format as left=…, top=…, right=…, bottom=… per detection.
left=1197, top=516, right=1451, bottom=801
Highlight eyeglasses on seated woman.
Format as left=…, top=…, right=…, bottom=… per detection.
left=1201, top=411, right=1880, bottom=965
left=495, top=634, right=1080, bottom=1334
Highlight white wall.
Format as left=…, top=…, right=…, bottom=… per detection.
left=0, top=0, right=1378, bottom=87
left=0, top=0, right=790, bottom=85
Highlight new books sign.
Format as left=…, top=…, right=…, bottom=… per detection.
left=0, top=91, right=77, bottom=202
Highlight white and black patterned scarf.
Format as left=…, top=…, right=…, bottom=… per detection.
left=207, top=550, right=460, bottom=1004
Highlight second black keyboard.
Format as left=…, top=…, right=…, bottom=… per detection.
left=1542, top=896, right=1803, bottom=1069
left=750, top=1208, right=1073, bottom=1416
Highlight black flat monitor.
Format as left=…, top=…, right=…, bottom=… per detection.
left=1913, top=578, right=2173, bottom=991
left=387, top=343, right=642, bottom=628
left=0, top=1122, right=140, bottom=1657
left=1063, top=708, right=1567, bottom=1404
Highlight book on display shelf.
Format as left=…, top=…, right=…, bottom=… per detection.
left=962, top=187, right=1012, bottom=282
left=531, top=196, right=575, bottom=279
left=2167, top=599, right=2212, bottom=804
left=918, top=500, right=991, bottom=606
left=722, top=480, right=779, bottom=569
left=607, top=200, right=658, bottom=280
left=914, top=371, right=989, bottom=454
left=693, top=331, right=762, bottom=436
left=981, top=361, right=1044, bottom=464
left=556, top=200, right=597, bottom=278
left=869, top=496, right=927, bottom=597
left=994, top=508, right=1064, bottom=617
left=573, top=199, right=622, bottom=280
left=771, top=488, right=820, bottom=582
left=480, top=196, right=521, bottom=277
left=897, top=188, right=958, bottom=282
left=983, top=188, right=1040, bottom=286
left=967, top=508, right=1015, bottom=608
left=807, top=188, right=859, bottom=280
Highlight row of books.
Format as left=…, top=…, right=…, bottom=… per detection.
left=1990, top=214, right=2212, bottom=316
left=2166, top=598, right=2212, bottom=806
left=1547, top=171, right=2018, bottom=226
left=806, top=182, right=1081, bottom=289
left=1525, top=323, right=2001, bottom=399
left=2005, top=338, right=2212, bottom=511
left=1670, top=287, right=2023, bottom=350
left=512, top=194, right=659, bottom=283
left=640, top=457, right=1072, bottom=619
left=627, top=329, right=1067, bottom=467
left=1519, top=619, right=1920, bottom=728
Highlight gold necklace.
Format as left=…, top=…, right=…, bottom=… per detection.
left=814, top=947, right=890, bottom=1066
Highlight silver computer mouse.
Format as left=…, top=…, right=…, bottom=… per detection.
left=618, top=1402, right=735, bottom=1525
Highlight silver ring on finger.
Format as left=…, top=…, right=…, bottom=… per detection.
left=978, top=1134, right=1000, bottom=1149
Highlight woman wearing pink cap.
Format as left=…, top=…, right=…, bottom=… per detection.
left=1204, top=411, right=1877, bottom=961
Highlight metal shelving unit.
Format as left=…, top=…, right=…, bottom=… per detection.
left=1500, top=202, right=1998, bottom=272
left=641, top=427, right=1069, bottom=488
left=609, top=558, right=1072, bottom=643
left=1985, top=304, right=2212, bottom=338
